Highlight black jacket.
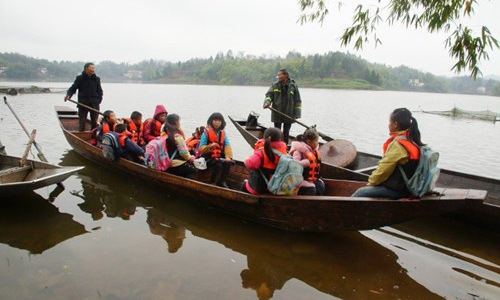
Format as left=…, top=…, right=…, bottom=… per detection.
left=67, top=72, right=103, bottom=105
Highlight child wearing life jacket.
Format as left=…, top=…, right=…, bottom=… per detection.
left=143, top=104, right=167, bottom=144
left=92, top=110, right=117, bottom=146
left=114, top=124, right=145, bottom=163
left=242, top=127, right=287, bottom=194
left=125, top=111, right=145, bottom=147
left=289, top=128, right=325, bottom=195
left=185, top=126, right=205, bottom=157
left=163, top=114, right=197, bottom=179
left=199, top=113, right=233, bottom=188
left=352, top=108, right=424, bottom=199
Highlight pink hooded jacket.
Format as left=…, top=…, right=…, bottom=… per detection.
left=144, top=104, right=168, bottom=143
left=289, top=141, right=316, bottom=188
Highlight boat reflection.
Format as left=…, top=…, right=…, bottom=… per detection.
left=141, top=201, right=444, bottom=300
left=0, top=191, right=87, bottom=254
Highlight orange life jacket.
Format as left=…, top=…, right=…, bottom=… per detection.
left=126, top=118, right=144, bottom=146
left=118, top=131, right=133, bottom=147
left=102, top=122, right=116, bottom=134
left=254, top=139, right=288, bottom=170
left=303, top=148, right=321, bottom=181
left=383, top=133, right=420, bottom=159
left=205, top=127, right=225, bottom=158
left=185, top=136, right=200, bottom=152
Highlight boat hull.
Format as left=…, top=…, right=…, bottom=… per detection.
left=54, top=106, right=485, bottom=232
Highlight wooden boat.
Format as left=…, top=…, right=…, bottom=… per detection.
left=55, top=106, right=486, bottom=232
left=229, top=116, right=500, bottom=230
left=0, top=154, right=83, bottom=194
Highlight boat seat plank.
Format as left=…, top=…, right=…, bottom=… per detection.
left=466, top=189, right=488, bottom=200
left=0, top=166, right=32, bottom=183
left=437, top=188, right=470, bottom=200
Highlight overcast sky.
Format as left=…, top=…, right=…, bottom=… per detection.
left=1, top=0, right=498, bottom=77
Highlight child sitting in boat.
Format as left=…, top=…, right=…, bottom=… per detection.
left=352, top=108, right=424, bottom=199
left=114, top=123, right=145, bottom=163
left=185, top=126, right=205, bottom=157
left=242, top=127, right=287, bottom=194
left=92, top=110, right=117, bottom=146
left=199, top=113, right=233, bottom=188
left=289, top=128, right=325, bottom=195
left=163, top=114, right=197, bottom=179
left=125, top=111, right=145, bottom=147
left=143, top=104, right=167, bottom=144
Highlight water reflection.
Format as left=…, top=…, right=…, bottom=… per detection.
left=57, top=149, right=499, bottom=300
left=147, top=210, right=186, bottom=253
left=0, top=191, right=87, bottom=254
left=60, top=150, right=138, bottom=221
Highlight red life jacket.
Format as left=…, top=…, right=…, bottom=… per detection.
left=126, top=118, right=144, bottom=146
left=144, top=118, right=163, bottom=139
left=303, top=148, right=321, bottom=181
left=205, top=127, right=225, bottom=158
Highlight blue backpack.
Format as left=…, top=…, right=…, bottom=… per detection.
left=396, top=138, right=440, bottom=198
left=101, top=132, right=123, bottom=161
left=261, top=150, right=304, bottom=196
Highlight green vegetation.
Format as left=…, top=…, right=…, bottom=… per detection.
left=1, top=51, right=499, bottom=96
left=298, top=0, right=499, bottom=78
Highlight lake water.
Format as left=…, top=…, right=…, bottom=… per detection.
left=0, top=82, right=499, bottom=300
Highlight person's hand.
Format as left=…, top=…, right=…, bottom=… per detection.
left=225, top=157, right=232, bottom=162
left=138, top=156, right=145, bottom=162
left=64, top=95, right=70, bottom=102
left=263, top=103, right=270, bottom=109
left=189, top=157, right=195, bottom=163
left=367, top=183, right=373, bottom=186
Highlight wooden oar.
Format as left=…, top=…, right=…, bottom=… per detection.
left=266, top=106, right=334, bottom=142
left=19, top=130, right=36, bottom=167
left=66, top=98, right=104, bottom=116
left=3, top=96, right=65, bottom=188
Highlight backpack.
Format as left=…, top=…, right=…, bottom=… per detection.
left=101, top=132, right=123, bottom=161
left=246, top=111, right=259, bottom=128
left=397, top=140, right=440, bottom=198
left=144, top=136, right=177, bottom=171
left=261, top=149, right=304, bottom=196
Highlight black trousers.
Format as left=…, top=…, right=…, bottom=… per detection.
left=78, top=103, right=99, bottom=131
left=167, top=162, right=197, bottom=179
left=274, top=122, right=292, bottom=144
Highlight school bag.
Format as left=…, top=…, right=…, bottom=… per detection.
left=101, top=132, right=123, bottom=161
left=261, top=149, right=304, bottom=196
left=396, top=138, right=440, bottom=198
left=144, top=136, right=177, bottom=171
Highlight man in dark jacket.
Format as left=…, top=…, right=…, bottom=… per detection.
left=263, top=69, right=301, bottom=144
left=65, top=63, right=103, bottom=131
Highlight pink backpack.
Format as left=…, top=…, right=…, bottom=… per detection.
left=144, top=136, right=177, bottom=171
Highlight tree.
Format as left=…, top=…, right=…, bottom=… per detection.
left=298, top=0, right=498, bottom=78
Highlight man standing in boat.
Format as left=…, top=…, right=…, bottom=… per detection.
left=263, top=69, right=301, bottom=144
left=64, top=63, right=103, bottom=131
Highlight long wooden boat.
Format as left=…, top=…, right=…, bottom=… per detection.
left=55, top=106, right=486, bottom=232
left=0, top=154, right=83, bottom=194
left=229, top=116, right=500, bottom=230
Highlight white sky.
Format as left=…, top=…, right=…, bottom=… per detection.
left=1, top=0, right=498, bottom=77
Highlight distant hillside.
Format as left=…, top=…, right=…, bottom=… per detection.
left=1, top=51, right=499, bottom=97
